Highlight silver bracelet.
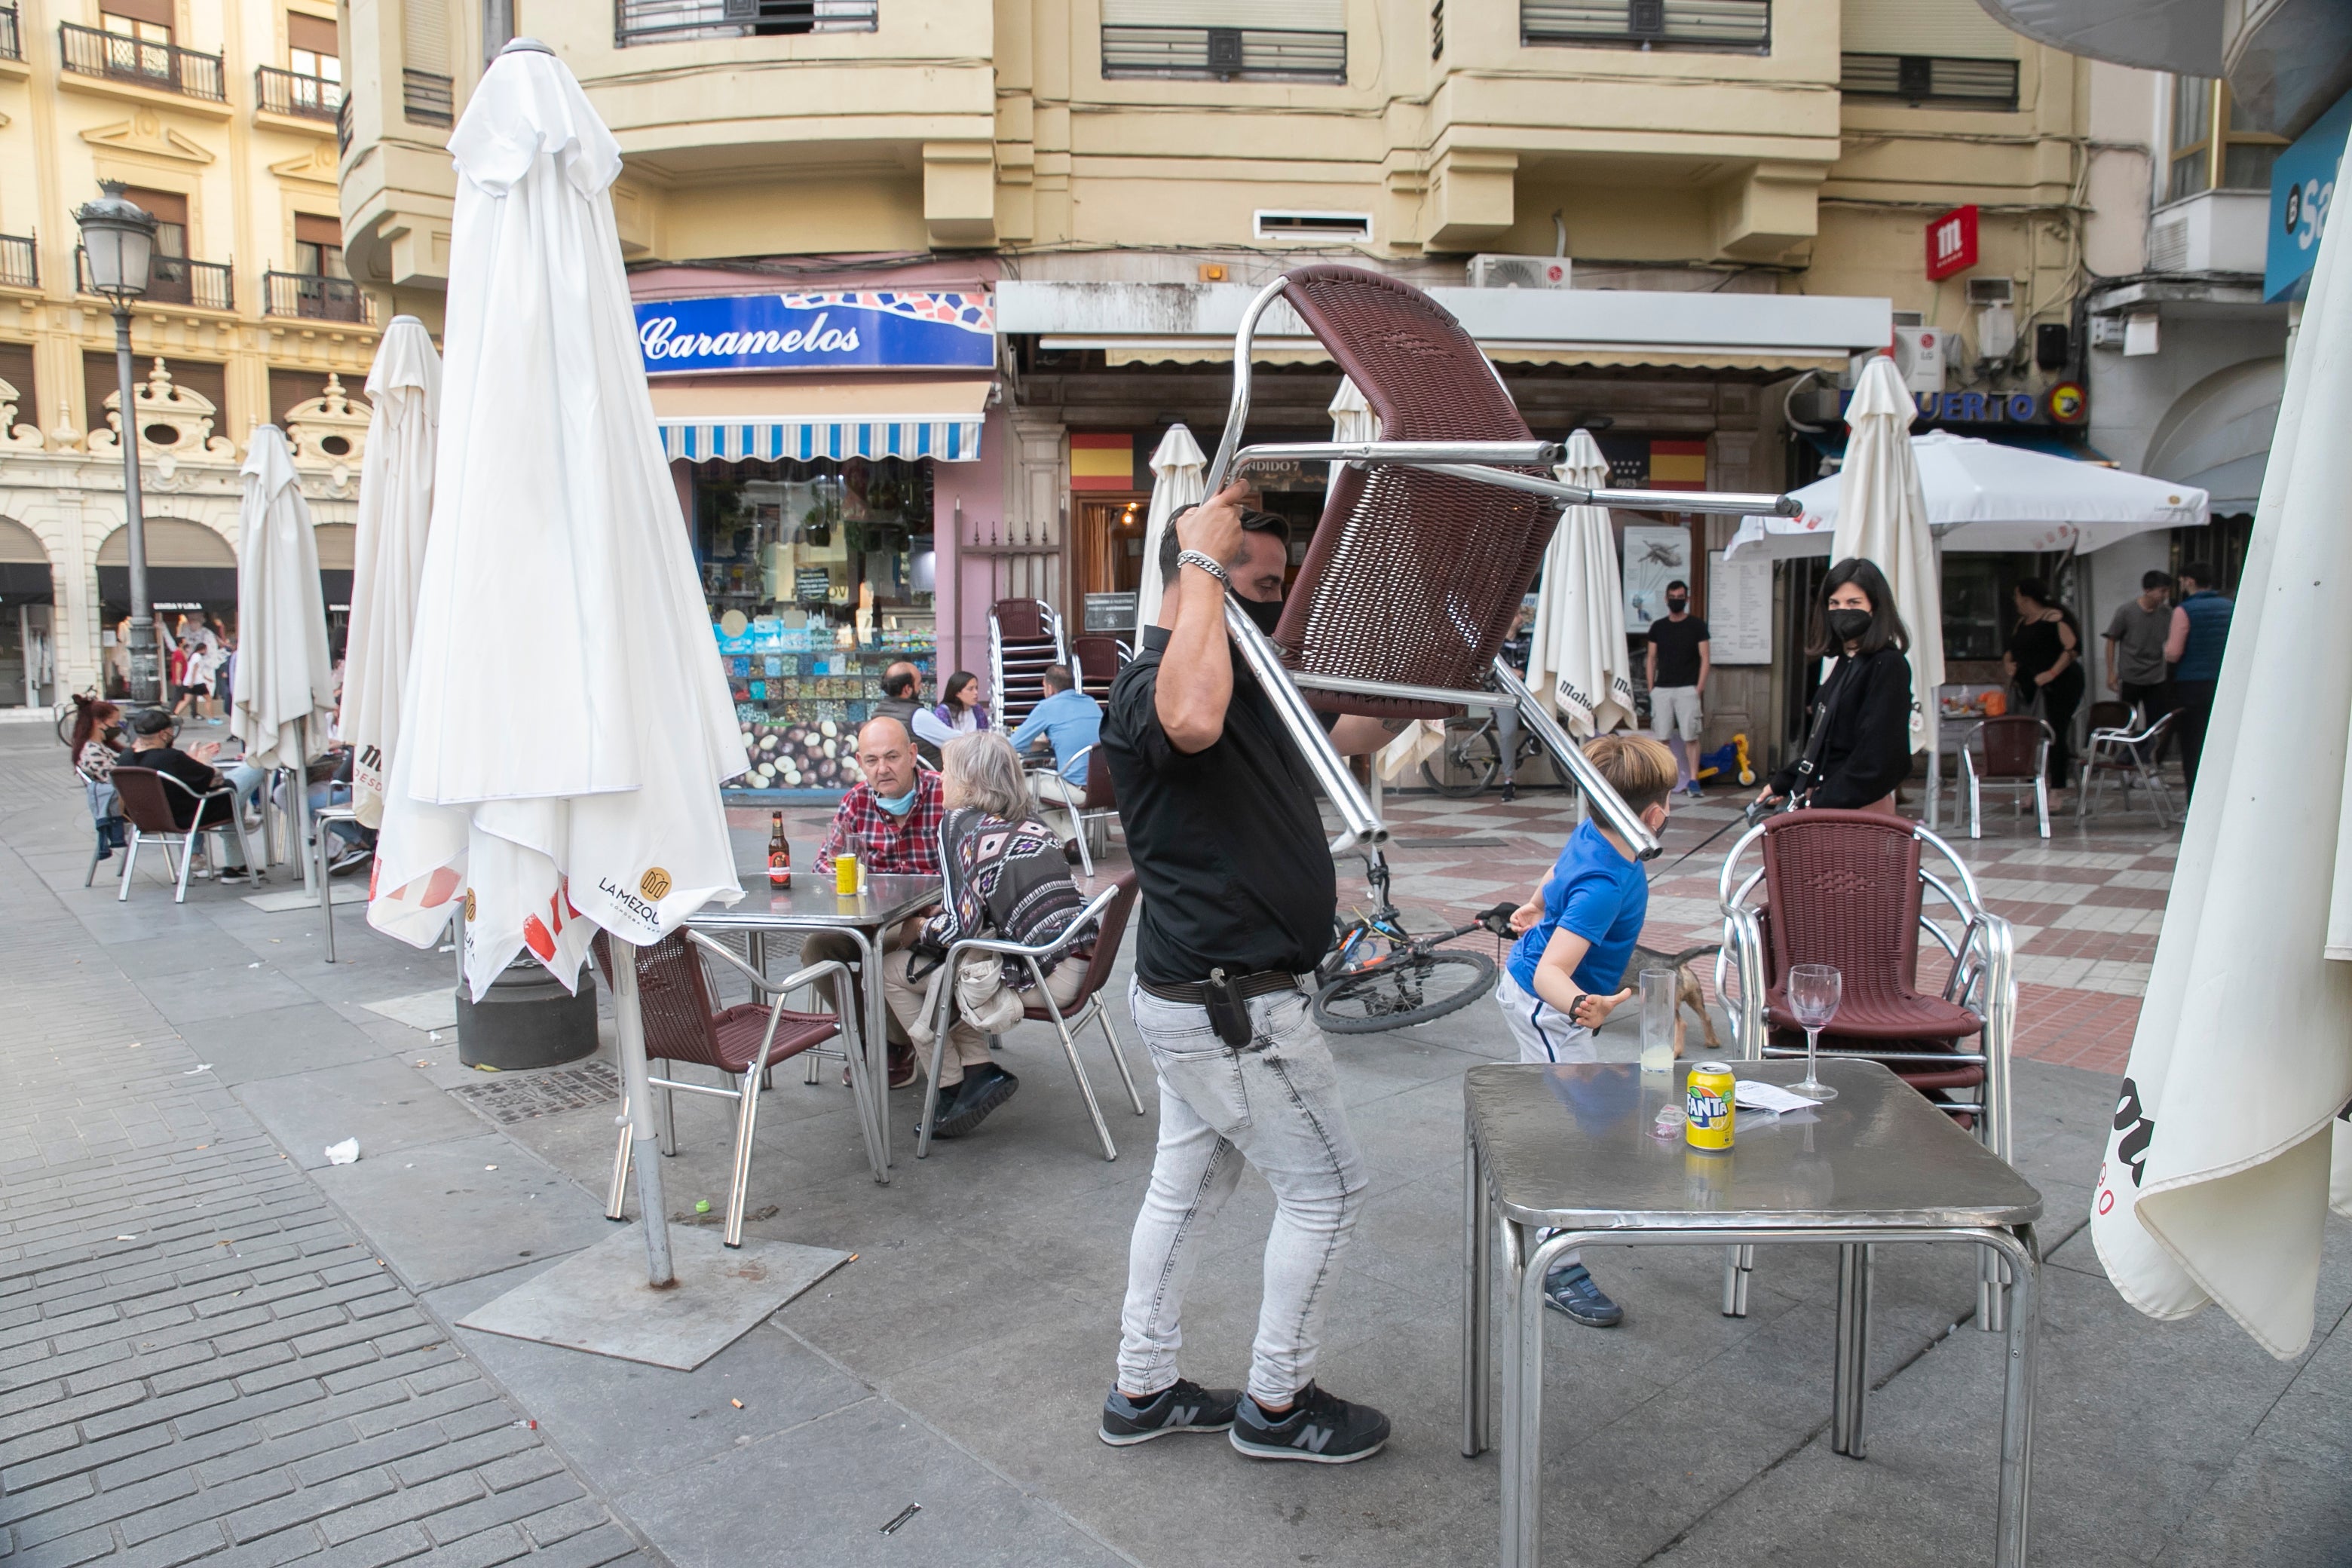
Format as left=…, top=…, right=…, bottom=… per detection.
left=1176, top=550, right=1229, bottom=584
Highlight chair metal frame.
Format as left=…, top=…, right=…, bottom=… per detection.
left=988, top=596, right=1067, bottom=733
left=1027, top=741, right=1118, bottom=877
left=313, top=802, right=362, bottom=960
left=109, top=765, right=265, bottom=904
left=2076, top=708, right=2178, bottom=826
left=1713, top=813, right=2020, bottom=1330
left=914, top=875, right=1145, bottom=1162
left=1202, top=271, right=1801, bottom=859
left=602, top=937, right=865, bottom=1245
left=1957, top=716, right=2056, bottom=840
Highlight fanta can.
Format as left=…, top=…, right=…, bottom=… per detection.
left=1685, top=1061, right=1735, bottom=1151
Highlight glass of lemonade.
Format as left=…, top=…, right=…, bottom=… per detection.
left=1639, top=968, right=1678, bottom=1073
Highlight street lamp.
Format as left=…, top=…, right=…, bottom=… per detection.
left=75, top=181, right=160, bottom=706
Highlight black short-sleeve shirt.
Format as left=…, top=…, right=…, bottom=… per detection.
left=1101, top=627, right=1337, bottom=985
left=118, top=746, right=221, bottom=828
left=1646, top=614, right=1710, bottom=687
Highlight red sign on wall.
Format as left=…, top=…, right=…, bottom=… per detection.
left=1926, top=205, right=1979, bottom=280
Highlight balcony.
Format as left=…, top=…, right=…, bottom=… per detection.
left=60, top=20, right=225, bottom=101
left=263, top=271, right=372, bottom=323
left=616, top=0, right=878, bottom=45
left=256, top=64, right=343, bottom=121
left=1101, top=26, right=1346, bottom=83
left=1521, top=0, right=1770, bottom=54
left=0, top=234, right=34, bottom=288
left=78, top=248, right=234, bottom=311
left=1, top=7, right=21, bottom=63
left=403, top=69, right=453, bottom=126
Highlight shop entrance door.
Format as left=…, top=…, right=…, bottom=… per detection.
left=1075, top=495, right=1147, bottom=598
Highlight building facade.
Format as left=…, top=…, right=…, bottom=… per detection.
left=338, top=0, right=2105, bottom=784
left=0, top=0, right=378, bottom=708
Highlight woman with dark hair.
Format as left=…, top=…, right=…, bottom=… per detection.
left=67, top=695, right=129, bottom=859
left=934, top=669, right=992, bottom=736
left=1758, top=556, right=1916, bottom=813
left=2004, top=577, right=2084, bottom=794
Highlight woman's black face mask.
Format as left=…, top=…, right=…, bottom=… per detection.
left=1825, top=607, right=1873, bottom=645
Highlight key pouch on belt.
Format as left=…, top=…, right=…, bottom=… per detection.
left=1202, top=968, right=1254, bottom=1049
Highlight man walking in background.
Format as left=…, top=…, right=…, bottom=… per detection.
left=2164, top=562, right=2233, bottom=802
left=2104, top=570, right=2175, bottom=761
left=1644, top=580, right=1710, bottom=798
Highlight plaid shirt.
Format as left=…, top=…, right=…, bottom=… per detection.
left=813, top=772, right=945, bottom=876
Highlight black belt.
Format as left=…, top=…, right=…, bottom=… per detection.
left=1138, top=969, right=1304, bottom=1006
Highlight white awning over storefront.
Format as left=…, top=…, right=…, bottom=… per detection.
left=648, top=375, right=991, bottom=464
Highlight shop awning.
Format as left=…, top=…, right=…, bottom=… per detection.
left=648, top=375, right=991, bottom=464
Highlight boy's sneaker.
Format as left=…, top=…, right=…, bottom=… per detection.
left=1098, top=1379, right=1239, bottom=1446
left=1544, top=1263, right=1624, bottom=1327
left=1230, top=1383, right=1389, bottom=1464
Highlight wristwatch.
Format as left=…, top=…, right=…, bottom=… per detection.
left=1176, top=550, right=1230, bottom=584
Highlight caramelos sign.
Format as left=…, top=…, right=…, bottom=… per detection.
left=632, top=290, right=994, bottom=374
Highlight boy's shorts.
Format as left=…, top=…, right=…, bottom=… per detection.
left=1496, top=970, right=1597, bottom=1064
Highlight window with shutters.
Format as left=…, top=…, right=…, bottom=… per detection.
left=1101, top=0, right=1346, bottom=83
left=2164, top=77, right=2285, bottom=201
left=1837, top=0, right=2017, bottom=111
left=1521, top=0, right=1770, bottom=55
left=293, top=214, right=346, bottom=279
left=288, top=11, right=339, bottom=80
left=614, top=0, right=878, bottom=45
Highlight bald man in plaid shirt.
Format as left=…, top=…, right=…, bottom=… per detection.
left=807, top=716, right=943, bottom=1086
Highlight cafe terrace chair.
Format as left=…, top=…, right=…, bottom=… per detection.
left=108, top=765, right=265, bottom=905
left=1716, top=807, right=2020, bottom=1328
left=1029, top=742, right=1120, bottom=877
left=1958, top=715, right=2056, bottom=840
left=1069, top=633, right=1129, bottom=705
left=915, top=870, right=1145, bottom=1162
left=592, top=929, right=868, bottom=1242
left=2077, top=708, right=2179, bottom=827
left=988, top=596, right=1067, bottom=733
left=1196, top=265, right=1799, bottom=858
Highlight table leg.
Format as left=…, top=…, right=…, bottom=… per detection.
left=1721, top=1242, right=1753, bottom=1317
left=1992, top=1225, right=2040, bottom=1568
left=1832, top=1242, right=1874, bottom=1458
left=1980, top=1244, right=2010, bottom=1333
left=1507, top=1230, right=1590, bottom=1568
left=1462, top=1129, right=1492, bottom=1458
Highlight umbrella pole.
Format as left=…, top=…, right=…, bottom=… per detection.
left=611, top=939, right=675, bottom=1287
left=298, top=720, right=317, bottom=896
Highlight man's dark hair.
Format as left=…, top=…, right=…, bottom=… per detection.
left=2142, top=570, right=2176, bottom=593
left=880, top=669, right=917, bottom=699
left=2179, top=562, right=2217, bottom=590
left=1156, top=504, right=1291, bottom=587
left=1042, top=664, right=1073, bottom=694
left=129, top=709, right=175, bottom=738
left=1666, top=579, right=1688, bottom=594
left=1804, top=556, right=1912, bottom=658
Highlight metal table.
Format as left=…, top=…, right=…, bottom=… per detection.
left=688, top=874, right=940, bottom=1184
left=1462, top=1058, right=2043, bottom=1568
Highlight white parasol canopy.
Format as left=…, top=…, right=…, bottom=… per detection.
left=1524, top=429, right=1634, bottom=737
left=367, top=41, right=746, bottom=1003
left=1832, top=356, right=1944, bottom=751
left=2091, top=145, right=2352, bottom=1361
left=1133, top=423, right=1205, bottom=636
left=340, top=317, right=442, bottom=828
left=230, top=424, right=333, bottom=773
left=1726, top=429, right=2210, bottom=559
left=1328, top=375, right=1376, bottom=444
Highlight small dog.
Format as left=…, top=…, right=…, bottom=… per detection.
left=1628, top=941, right=1722, bottom=1055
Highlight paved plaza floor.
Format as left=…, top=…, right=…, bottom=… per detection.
left=3, top=724, right=2347, bottom=1566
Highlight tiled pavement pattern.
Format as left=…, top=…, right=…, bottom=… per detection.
left=0, top=772, right=652, bottom=1566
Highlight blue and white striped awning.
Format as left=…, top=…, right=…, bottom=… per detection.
left=648, top=376, right=991, bottom=465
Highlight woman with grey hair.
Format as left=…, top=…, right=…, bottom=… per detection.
left=881, top=730, right=1096, bottom=1137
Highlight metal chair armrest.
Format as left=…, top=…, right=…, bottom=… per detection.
left=1717, top=905, right=1768, bottom=1061
left=933, top=880, right=1120, bottom=967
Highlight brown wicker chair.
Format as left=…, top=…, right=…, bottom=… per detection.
left=1068, top=633, right=1127, bottom=705
left=990, top=596, right=1066, bottom=732
left=108, top=764, right=263, bottom=904
left=593, top=929, right=864, bottom=1244
left=1029, top=742, right=1119, bottom=876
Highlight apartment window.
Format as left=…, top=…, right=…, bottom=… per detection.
left=1521, top=0, right=1771, bottom=54
left=294, top=213, right=345, bottom=280
left=287, top=11, right=339, bottom=84
left=101, top=0, right=173, bottom=74
left=2167, top=77, right=2287, bottom=202
left=1101, top=0, right=1346, bottom=84
left=614, top=0, right=878, bottom=46
left=120, top=186, right=188, bottom=260
left=1839, top=54, right=2017, bottom=109
left=1838, top=0, right=2016, bottom=109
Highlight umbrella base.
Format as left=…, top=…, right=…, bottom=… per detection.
left=457, top=962, right=599, bottom=1071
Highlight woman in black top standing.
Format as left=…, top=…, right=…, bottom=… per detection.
left=1759, top=557, right=1916, bottom=813
left=2004, top=578, right=2083, bottom=795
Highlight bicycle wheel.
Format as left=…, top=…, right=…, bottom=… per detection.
left=1418, top=724, right=1498, bottom=798
left=1313, top=948, right=1497, bottom=1034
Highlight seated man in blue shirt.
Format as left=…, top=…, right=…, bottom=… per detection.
left=1009, top=663, right=1101, bottom=844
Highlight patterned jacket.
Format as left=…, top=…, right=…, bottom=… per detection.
left=920, top=807, right=1093, bottom=988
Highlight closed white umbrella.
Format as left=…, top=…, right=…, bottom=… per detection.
left=1133, top=423, right=1205, bottom=637
left=1329, top=378, right=1446, bottom=781
left=1524, top=429, right=1634, bottom=737
left=2092, top=148, right=2352, bottom=1360
left=366, top=41, right=747, bottom=1284
left=340, top=316, right=441, bottom=828
left=1830, top=355, right=1943, bottom=753
left=231, top=424, right=334, bottom=882
left=1328, top=374, right=1376, bottom=444
left=1726, top=430, right=2209, bottom=559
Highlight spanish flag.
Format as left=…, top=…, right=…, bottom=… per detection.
left=1070, top=432, right=1135, bottom=492
left=1648, top=439, right=1709, bottom=491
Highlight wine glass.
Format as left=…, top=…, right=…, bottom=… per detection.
left=1785, top=963, right=1842, bottom=1101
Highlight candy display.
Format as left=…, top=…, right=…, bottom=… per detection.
left=737, top=718, right=867, bottom=791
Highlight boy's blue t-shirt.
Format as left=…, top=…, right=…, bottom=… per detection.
left=1506, top=819, right=1649, bottom=999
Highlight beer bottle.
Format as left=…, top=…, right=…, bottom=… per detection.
left=767, top=811, right=792, bottom=888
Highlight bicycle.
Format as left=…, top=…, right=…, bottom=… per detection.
left=1417, top=712, right=1545, bottom=800
left=1312, top=847, right=1517, bottom=1034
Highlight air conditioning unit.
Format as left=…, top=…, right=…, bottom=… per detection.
left=1890, top=326, right=1946, bottom=394
left=1965, top=277, right=2015, bottom=306
left=1469, top=254, right=1572, bottom=289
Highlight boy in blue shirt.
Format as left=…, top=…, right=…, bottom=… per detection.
left=1496, top=733, right=1679, bottom=1328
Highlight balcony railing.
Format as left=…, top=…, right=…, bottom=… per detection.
left=1101, top=26, right=1346, bottom=82
left=1521, top=0, right=1769, bottom=54
left=336, top=89, right=352, bottom=152
left=264, top=271, right=372, bottom=323
left=78, top=247, right=234, bottom=311
left=1, top=6, right=22, bottom=63
left=616, top=0, right=877, bottom=45
left=403, top=68, right=453, bottom=125
left=1839, top=54, right=2019, bottom=111
left=60, top=20, right=227, bottom=100
left=0, top=234, right=35, bottom=289
left=256, top=64, right=344, bottom=121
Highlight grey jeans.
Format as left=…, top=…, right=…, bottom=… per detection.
left=1117, top=978, right=1369, bottom=1409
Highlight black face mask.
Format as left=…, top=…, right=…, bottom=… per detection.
left=1240, top=595, right=1284, bottom=635
left=1665, top=597, right=1688, bottom=614
left=1825, top=608, right=1873, bottom=645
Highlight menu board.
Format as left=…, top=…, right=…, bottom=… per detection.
left=1707, top=549, right=1772, bottom=665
